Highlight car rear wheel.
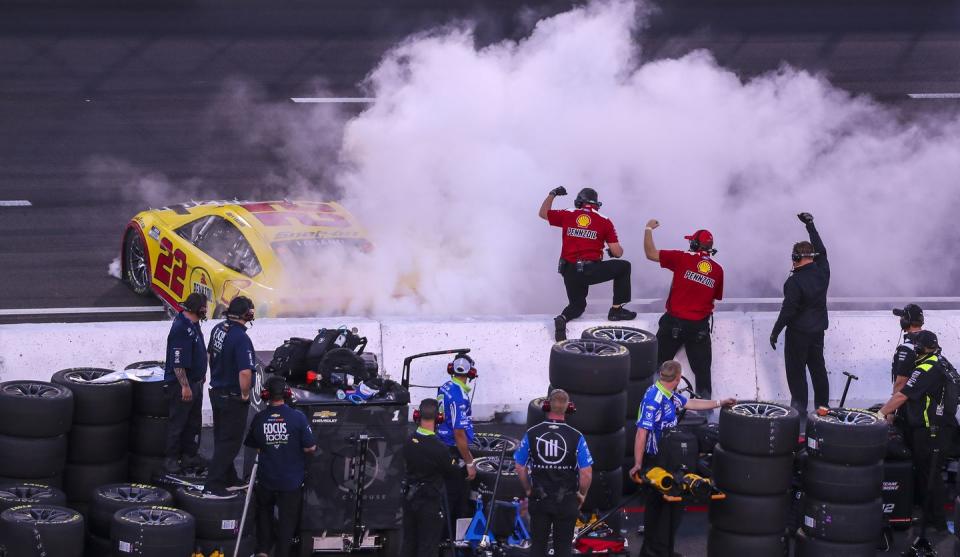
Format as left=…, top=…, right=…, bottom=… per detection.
left=124, top=229, right=151, bottom=296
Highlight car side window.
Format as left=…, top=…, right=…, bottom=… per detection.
left=176, top=216, right=261, bottom=277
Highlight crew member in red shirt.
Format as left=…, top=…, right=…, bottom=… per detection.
left=540, top=186, right=636, bottom=342
left=643, top=219, right=724, bottom=399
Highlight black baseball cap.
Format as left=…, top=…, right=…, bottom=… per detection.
left=915, top=330, right=939, bottom=351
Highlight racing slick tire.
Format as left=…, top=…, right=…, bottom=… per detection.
left=581, top=467, right=622, bottom=512
left=0, top=380, right=74, bottom=438
left=0, top=505, right=84, bottom=557
left=706, top=527, right=786, bottom=557
left=125, top=361, right=169, bottom=417
left=806, top=409, right=887, bottom=465
left=51, top=368, right=132, bottom=425
left=473, top=457, right=526, bottom=501
left=712, top=444, right=793, bottom=496
left=803, top=458, right=883, bottom=504
left=794, top=530, right=877, bottom=557
left=621, top=458, right=638, bottom=495
left=0, top=474, right=63, bottom=489
left=130, top=415, right=169, bottom=457
left=0, top=482, right=67, bottom=513
left=89, top=483, right=173, bottom=538
left=0, top=433, right=68, bottom=478
left=624, top=419, right=637, bottom=457
left=580, top=326, right=658, bottom=380
left=174, top=487, right=245, bottom=540
left=66, top=421, right=129, bottom=464
left=110, top=506, right=196, bottom=556
left=470, top=432, right=520, bottom=458
left=128, top=453, right=166, bottom=484
left=800, top=495, right=883, bottom=543
left=549, top=340, right=630, bottom=395
left=718, top=401, right=800, bottom=457
left=123, top=229, right=153, bottom=296
left=63, top=458, right=128, bottom=504
left=708, top=490, right=791, bottom=535
left=585, top=428, right=626, bottom=471
left=626, top=377, right=654, bottom=420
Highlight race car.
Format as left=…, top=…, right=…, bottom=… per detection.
left=120, top=200, right=371, bottom=317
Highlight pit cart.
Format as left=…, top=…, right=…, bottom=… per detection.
left=250, top=345, right=470, bottom=557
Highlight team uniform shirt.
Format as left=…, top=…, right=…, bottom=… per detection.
left=436, top=379, right=474, bottom=447
left=164, top=311, right=207, bottom=383
left=403, top=427, right=461, bottom=499
left=892, top=332, right=919, bottom=382
left=636, top=382, right=688, bottom=456
left=244, top=404, right=316, bottom=491
left=659, top=250, right=724, bottom=321
left=547, top=207, right=618, bottom=263
left=208, top=321, right=257, bottom=390
left=901, top=352, right=949, bottom=429
left=514, top=419, right=593, bottom=494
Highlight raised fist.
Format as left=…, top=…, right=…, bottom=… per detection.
left=550, top=186, right=568, bottom=197
left=646, top=219, right=660, bottom=230
left=797, top=212, right=814, bottom=224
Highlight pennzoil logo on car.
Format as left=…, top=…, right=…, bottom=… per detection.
left=313, top=410, right=339, bottom=424
left=148, top=226, right=161, bottom=240
left=576, top=214, right=592, bottom=227
left=190, top=269, right=213, bottom=302
left=697, top=260, right=713, bottom=274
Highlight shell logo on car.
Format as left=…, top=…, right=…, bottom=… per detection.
left=119, top=200, right=370, bottom=317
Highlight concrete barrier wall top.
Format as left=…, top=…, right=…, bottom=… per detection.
left=2, top=311, right=959, bottom=423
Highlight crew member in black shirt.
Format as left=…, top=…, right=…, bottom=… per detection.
left=515, top=389, right=593, bottom=557
left=402, top=398, right=461, bottom=557
left=770, top=212, right=830, bottom=414
left=244, top=375, right=316, bottom=557
left=891, top=304, right=924, bottom=392
left=163, top=292, right=208, bottom=473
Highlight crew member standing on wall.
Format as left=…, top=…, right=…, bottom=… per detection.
left=206, top=295, right=257, bottom=497
left=770, top=212, right=830, bottom=415
left=244, top=375, right=316, bottom=557
left=163, top=292, right=208, bottom=473
left=515, top=389, right=593, bottom=557
left=892, top=304, right=925, bottom=393
left=436, top=353, right=478, bottom=522
left=402, top=398, right=461, bottom=557
left=643, top=220, right=724, bottom=399
left=629, top=361, right=735, bottom=557
left=879, top=331, right=952, bottom=531
left=539, top=186, right=635, bottom=342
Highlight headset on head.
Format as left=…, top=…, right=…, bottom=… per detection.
left=791, top=249, right=820, bottom=263
left=573, top=188, right=602, bottom=209
left=260, top=376, right=293, bottom=402
left=893, top=304, right=924, bottom=330
left=447, top=353, right=478, bottom=380
left=688, top=230, right=717, bottom=256
left=540, top=395, right=577, bottom=415
left=226, top=296, right=256, bottom=322
left=413, top=400, right=444, bottom=424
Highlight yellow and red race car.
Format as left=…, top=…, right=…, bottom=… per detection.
left=120, top=200, right=371, bottom=317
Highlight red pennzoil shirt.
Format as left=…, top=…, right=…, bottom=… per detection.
left=547, top=208, right=618, bottom=263
left=659, top=250, right=724, bottom=321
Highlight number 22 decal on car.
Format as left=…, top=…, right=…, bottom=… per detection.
left=153, top=237, right=188, bottom=297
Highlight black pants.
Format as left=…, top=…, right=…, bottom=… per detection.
left=444, top=449, right=470, bottom=522
left=560, top=260, right=631, bottom=321
left=656, top=313, right=712, bottom=399
left=910, top=428, right=947, bottom=528
left=402, top=495, right=446, bottom=557
left=207, top=389, right=250, bottom=489
left=254, top=483, right=302, bottom=557
left=529, top=493, right=579, bottom=557
left=784, top=329, right=829, bottom=413
left=165, top=380, right=203, bottom=460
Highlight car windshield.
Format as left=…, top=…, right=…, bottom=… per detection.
left=177, top=216, right=262, bottom=277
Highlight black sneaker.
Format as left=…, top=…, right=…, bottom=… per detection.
left=608, top=306, right=637, bottom=321
left=554, top=315, right=567, bottom=342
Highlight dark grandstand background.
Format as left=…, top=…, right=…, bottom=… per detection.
left=0, top=0, right=958, bottom=322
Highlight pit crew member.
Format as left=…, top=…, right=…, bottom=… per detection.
left=163, top=292, right=208, bottom=473
left=436, top=353, right=478, bottom=521
left=892, top=304, right=925, bottom=392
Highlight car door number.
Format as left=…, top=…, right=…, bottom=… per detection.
left=154, top=237, right=187, bottom=297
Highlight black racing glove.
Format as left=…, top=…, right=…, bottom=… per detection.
left=550, top=186, right=568, bottom=197
left=797, top=212, right=814, bottom=224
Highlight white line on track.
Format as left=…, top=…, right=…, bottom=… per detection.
left=0, top=200, right=31, bottom=207
left=0, top=306, right=166, bottom=316
left=907, top=93, right=960, bottom=100
left=290, top=97, right=376, bottom=103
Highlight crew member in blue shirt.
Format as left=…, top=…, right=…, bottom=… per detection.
left=515, top=389, right=593, bottom=557
left=436, top=353, right=478, bottom=520
left=163, top=292, right=208, bottom=473
left=244, top=375, right=316, bottom=557
left=206, top=295, right=257, bottom=496
left=629, top=361, right=735, bottom=557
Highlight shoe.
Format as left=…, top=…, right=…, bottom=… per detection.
left=163, top=457, right=181, bottom=474
left=554, top=315, right=567, bottom=342
left=608, top=306, right=637, bottom=321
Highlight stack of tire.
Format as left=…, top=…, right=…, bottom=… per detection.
left=707, top=401, right=799, bottom=556
left=536, top=338, right=631, bottom=515
left=85, top=483, right=173, bottom=555
left=0, top=380, right=73, bottom=487
left=109, top=505, right=196, bottom=556
left=470, top=432, right=523, bottom=502
left=581, top=326, right=658, bottom=496
left=174, top=487, right=255, bottom=554
left=125, top=361, right=171, bottom=483
left=51, top=368, right=132, bottom=517
left=796, top=408, right=887, bottom=557
left=0, top=504, right=85, bottom=557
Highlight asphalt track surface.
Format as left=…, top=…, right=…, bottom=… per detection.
left=1, top=0, right=959, bottom=322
